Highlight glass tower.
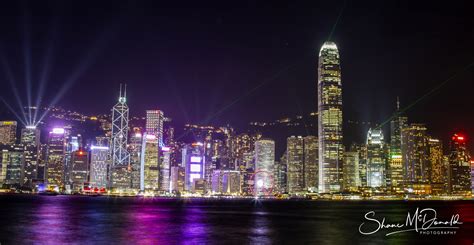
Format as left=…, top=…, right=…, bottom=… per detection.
left=318, top=41, right=343, bottom=193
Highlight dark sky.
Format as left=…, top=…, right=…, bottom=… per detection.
left=0, top=1, right=473, bottom=146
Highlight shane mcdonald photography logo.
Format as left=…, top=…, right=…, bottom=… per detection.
left=359, top=208, right=463, bottom=236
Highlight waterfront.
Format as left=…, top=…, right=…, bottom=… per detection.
left=0, top=195, right=472, bottom=244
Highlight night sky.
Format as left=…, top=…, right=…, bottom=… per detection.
left=0, top=1, right=473, bottom=146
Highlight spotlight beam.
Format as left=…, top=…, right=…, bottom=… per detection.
left=22, top=8, right=33, bottom=125
left=0, top=51, right=29, bottom=124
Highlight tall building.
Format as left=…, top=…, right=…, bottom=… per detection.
left=286, top=136, right=304, bottom=194
left=129, top=130, right=143, bottom=189
left=4, top=145, right=24, bottom=185
left=46, top=128, right=66, bottom=190
left=146, top=110, right=164, bottom=146
left=20, top=126, right=40, bottom=186
left=90, top=145, right=110, bottom=189
left=0, top=121, right=17, bottom=145
left=448, top=134, right=471, bottom=196
left=70, top=149, right=89, bottom=192
left=304, top=136, right=318, bottom=192
left=140, top=133, right=160, bottom=192
left=402, top=124, right=430, bottom=193
left=182, top=142, right=205, bottom=192
left=211, top=170, right=240, bottom=194
left=286, top=136, right=318, bottom=194
left=428, top=138, right=446, bottom=194
left=366, top=128, right=386, bottom=188
left=389, top=99, right=407, bottom=193
left=254, top=139, right=275, bottom=196
left=343, top=151, right=360, bottom=191
left=110, top=84, right=131, bottom=190
left=160, top=147, right=171, bottom=192
left=318, top=41, right=343, bottom=193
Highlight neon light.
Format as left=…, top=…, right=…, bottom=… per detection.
left=25, top=125, right=36, bottom=129
left=146, top=134, right=156, bottom=140
left=91, top=146, right=109, bottom=150
left=189, top=174, right=201, bottom=183
left=190, top=156, right=201, bottom=163
left=161, top=146, right=170, bottom=152
left=457, top=136, right=464, bottom=141
left=135, top=133, right=142, bottom=138
left=391, top=155, right=402, bottom=159
left=192, top=142, right=203, bottom=147
left=190, top=164, right=201, bottom=172
left=52, top=128, right=65, bottom=134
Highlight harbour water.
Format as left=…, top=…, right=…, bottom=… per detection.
left=0, top=195, right=472, bottom=244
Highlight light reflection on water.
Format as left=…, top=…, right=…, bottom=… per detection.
left=0, top=195, right=472, bottom=244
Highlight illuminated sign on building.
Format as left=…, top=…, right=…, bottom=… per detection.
left=52, top=128, right=65, bottom=134
left=190, top=156, right=201, bottom=163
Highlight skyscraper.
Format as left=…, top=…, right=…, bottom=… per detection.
left=20, top=126, right=40, bottom=186
left=0, top=121, right=17, bottom=145
left=90, top=145, right=110, bottom=189
left=254, top=139, right=275, bottom=196
left=140, top=133, right=160, bottom=192
left=286, top=136, right=304, bottom=194
left=448, top=134, right=471, bottom=196
left=70, top=149, right=89, bottom=192
left=428, top=138, right=446, bottom=194
left=402, top=124, right=431, bottom=194
left=146, top=110, right=164, bottom=146
left=46, top=128, right=66, bottom=190
left=389, top=98, right=407, bottom=193
left=182, top=142, right=205, bottom=192
left=343, top=151, right=360, bottom=191
left=110, top=84, right=131, bottom=190
left=366, top=128, right=386, bottom=188
left=318, top=41, right=343, bottom=193
left=303, top=136, right=318, bottom=192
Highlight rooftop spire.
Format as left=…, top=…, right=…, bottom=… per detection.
left=396, top=96, right=400, bottom=111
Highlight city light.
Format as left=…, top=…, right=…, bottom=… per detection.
left=51, top=128, right=65, bottom=134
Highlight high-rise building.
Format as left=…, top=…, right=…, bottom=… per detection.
left=20, top=126, right=40, bottom=186
left=110, top=84, right=131, bottom=190
left=366, top=128, right=386, bottom=188
left=448, top=134, right=471, bottom=196
left=70, top=149, right=89, bottom=192
left=0, top=121, right=17, bottom=145
left=146, top=110, right=164, bottom=146
left=140, top=133, right=160, bottom=192
left=160, top=147, right=171, bottom=192
left=4, top=144, right=24, bottom=185
left=286, top=136, right=304, bottom=194
left=318, top=41, right=343, bottom=193
left=343, top=151, right=360, bottom=191
left=471, top=160, right=474, bottom=195
left=46, top=128, right=66, bottom=190
left=389, top=99, right=407, bottom=193
left=90, top=145, right=110, bottom=189
left=286, top=136, right=318, bottom=194
left=254, top=139, right=275, bottom=196
left=170, top=166, right=184, bottom=193
left=183, top=142, right=205, bottom=192
left=428, top=138, right=446, bottom=194
left=303, top=136, right=318, bottom=192
left=402, top=124, right=431, bottom=194
left=129, top=130, right=142, bottom=190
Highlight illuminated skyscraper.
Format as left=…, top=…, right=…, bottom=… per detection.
left=140, top=133, right=160, bottom=192
left=46, top=128, right=66, bottom=190
left=389, top=98, right=406, bottom=193
left=90, top=146, right=110, bottom=189
left=366, top=128, right=386, bottom=188
left=70, top=149, right=89, bottom=192
left=287, top=136, right=304, bottom=194
left=303, top=136, right=318, bottom=192
left=146, top=110, right=164, bottom=146
left=402, top=124, right=430, bottom=194
left=110, top=84, right=131, bottom=190
left=286, top=136, right=318, bottom=194
left=20, top=126, right=40, bottom=186
left=254, top=139, right=275, bottom=195
left=3, top=145, right=24, bottom=185
left=183, top=142, right=205, bottom=192
left=427, top=138, right=446, bottom=194
left=0, top=121, right=17, bottom=145
left=448, top=134, right=471, bottom=196
left=318, top=41, right=343, bottom=193
left=343, top=151, right=360, bottom=191
left=129, top=129, right=142, bottom=190
left=160, top=146, right=171, bottom=192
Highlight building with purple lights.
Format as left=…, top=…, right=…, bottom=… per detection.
left=183, top=143, right=205, bottom=192
left=46, top=128, right=66, bottom=190
left=90, top=146, right=110, bottom=189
